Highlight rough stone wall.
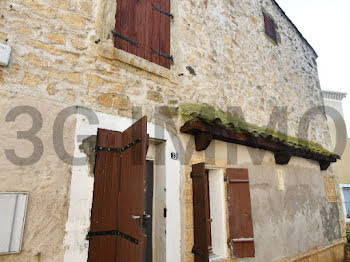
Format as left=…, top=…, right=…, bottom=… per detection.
left=178, top=0, right=327, bottom=145
left=0, top=0, right=328, bottom=147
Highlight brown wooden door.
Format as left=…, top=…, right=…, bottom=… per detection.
left=191, top=163, right=209, bottom=262
left=227, top=168, right=255, bottom=258
left=87, top=117, right=148, bottom=262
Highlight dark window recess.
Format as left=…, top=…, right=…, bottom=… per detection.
left=114, top=0, right=172, bottom=69
left=263, top=13, right=277, bottom=43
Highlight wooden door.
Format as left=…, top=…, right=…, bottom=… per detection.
left=87, top=117, right=148, bottom=262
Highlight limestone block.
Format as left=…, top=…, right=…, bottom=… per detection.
left=22, top=72, right=42, bottom=87
left=48, top=33, right=65, bottom=45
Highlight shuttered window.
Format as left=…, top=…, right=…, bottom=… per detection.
left=227, top=168, right=255, bottom=258
left=263, top=13, right=277, bottom=43
left=191, top=163, right=210, bottom=262
left=114, top=0, right=172, bottom=69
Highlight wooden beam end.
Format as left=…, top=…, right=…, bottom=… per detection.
left=319, top=160, right=331, bottom=171
left=274, top=151, right=292, bottom=165
left=195, top=132, right=213, bottom=151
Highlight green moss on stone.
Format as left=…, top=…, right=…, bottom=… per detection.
left=147, top=90, right=164, bottom=102
left=159, top=106, right=178, bottom=118
left=179, top=102, right=334, bottom=156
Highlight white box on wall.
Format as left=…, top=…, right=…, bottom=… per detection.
left=0, top=43, right=11, bottom=67
left=0, top=193, right=29, bottom=255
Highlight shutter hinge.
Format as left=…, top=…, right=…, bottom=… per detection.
left=231, top=238, right=254, bottom=243
left=87, top=229, right=139, bottom=244
left=112, top=30, right=139, bottom=47
left=95, top=137, right=142, bottom=153
left=227, top=179, right=249, bottom=183
left=152, top=4, right=174, bottom=19
left=151, top=48, right=174, bottom=64
left=191, top=248, right=208, bottom=259
left=190, top=173, right=205, bottom=178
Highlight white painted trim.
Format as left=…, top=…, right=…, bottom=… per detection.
left=323, top=97, right=346, bottom=102
left=339, top=184, right=350, bottom=222
left=63, top=107, right=181, bottom=262
left=207, top=168, right=228, bottom=261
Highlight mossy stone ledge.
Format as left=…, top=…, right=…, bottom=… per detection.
left=179, top=102, right=339, bottom=170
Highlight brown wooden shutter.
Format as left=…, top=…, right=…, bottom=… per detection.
left=88, top=117, right=148, bottom=262
left=191, top=163, right=209, bottom=262
left=264, top=13, right=277, bottom=43
left=88, top=129, right=123, bottom=262
left=148, top=0, right=172, bottom=69
left=157, top=0, right=171, bottom=68
left=227, top=168, right=255, bottom=258
left=115, top=0, right=145, bottom=56
left=114, top=0, right=171, bottom=69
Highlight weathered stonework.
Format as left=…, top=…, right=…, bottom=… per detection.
left=1, top=0, right=327, bottom=141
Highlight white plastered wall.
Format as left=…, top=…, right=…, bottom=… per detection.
left=208, top=168, right=228, bottom=261
left=339, top=184, right=350, bottom=223
left=147, top=142, right=167, bottom=262
left=63, top=107, right=181, bottom=262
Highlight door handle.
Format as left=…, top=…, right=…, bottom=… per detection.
left=132, top=215, right=142, bottom=228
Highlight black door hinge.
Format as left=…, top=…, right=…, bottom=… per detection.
left=190, top=173, right=205, bottom=178
left=87, top=229, right=139, bottom=244
left=151, top=48, right=174, bottom=64
left=95, top=137, right=142, bottom=153
left=192, top=248, right=208, bottom=259
left=152, top=4, right=174, bottom=19
left=112, top=30, right=138, bottom=47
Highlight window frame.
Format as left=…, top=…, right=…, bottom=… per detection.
left=0, top=192, right=29, bottom=255
left=207, top=168, right=229, bottom=261
left=263, top=12, right=278, bottom=44
left=113, top=0, right=172, bottom=69
left=94, top=0, right=180, bottom=82
left=340, top=184, right=350, bottom=222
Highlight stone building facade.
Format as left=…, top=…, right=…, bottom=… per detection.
left=0, top=0, right=345, bottom=261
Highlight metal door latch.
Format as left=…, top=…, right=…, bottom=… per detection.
left=142, top=212, right=151, bottom=228
left=143, top=213, right=151, bottom=219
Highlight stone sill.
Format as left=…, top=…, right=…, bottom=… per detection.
left=98, top=39, right=180, bottom=84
